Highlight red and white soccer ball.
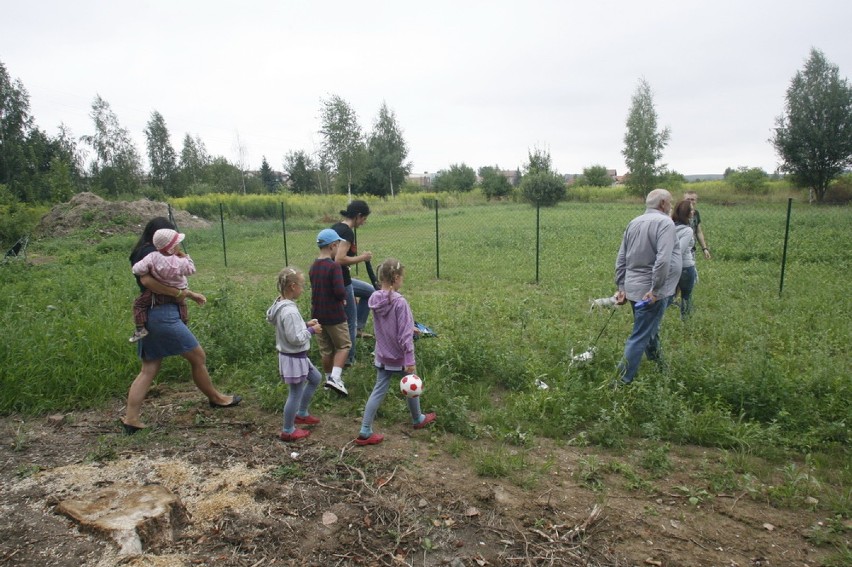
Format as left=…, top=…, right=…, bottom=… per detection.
left=399, top=374, right=423, bottom=398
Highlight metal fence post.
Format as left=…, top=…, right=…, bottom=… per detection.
left=535, top=202, right=541, bottom=284
left=280, top=202, right=288, bottom=266
left=167, top=204, right=188, bottom=253
left=219, top=203, right=227, bottom=267
left=779, top=198, right=792, bottom=297
left=434, top=199, right=440, bottom=280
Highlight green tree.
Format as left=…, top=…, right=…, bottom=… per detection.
left=623, top=78, right=670, bottom=196
left=319, top=94, right=365, bottom=198
left=365, top=102, right=411, bottom=197
left=54, top=124, right=84, bottom=186
left=284, top=150, right=318, bottom=194
left=771, top=48, right=852, bottom=203
left=525, top=146, right=553, bottom=175
left=144, top=111, right=178, bottom=195
left=331, top=144, right=370, bottom=195
left=580, top=165, right=613, bottom=187
left=18, top=128, right=54, bottom=202
left=433, top=163, right=476, bottom=192
left=1, top=63, right=84, bottom=204
left=520, top=172, right=565, bottom=206
left=520, top=147, right=565, bottom=206
left=178, top=134, right=210, bottom=192
left=44, top=156, right=76, bottom=203
left=313, top=151, right=332, bottom=194
left=0, top=61, right=34, bottom=190
left=203, top=157, right=243, bottom=193
left=478, top=166, right=512, bottom=199
left=9, top=124, right=84, bottom=204
left=81, top=95, right=142, bottom=196
left=259, top=156, right=278, bottom=192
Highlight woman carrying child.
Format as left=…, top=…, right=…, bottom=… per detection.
left=267, top=266, right=323, bottom=442
left=355, top=258, right=436, bottom=446
left=121, top=217, right=240, bottom=435
left=129, top=228, right=196, bottom=342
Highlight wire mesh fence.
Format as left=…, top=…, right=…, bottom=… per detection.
left=171, top=197, right=828, bottom=301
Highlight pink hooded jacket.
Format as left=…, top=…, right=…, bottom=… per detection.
left=367, top=289, right=415, bottom=368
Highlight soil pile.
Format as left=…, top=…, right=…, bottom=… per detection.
left=36, top=192, right=210, bottom=238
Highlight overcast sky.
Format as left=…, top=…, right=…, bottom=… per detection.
left=3, top=0, right=851, bottom=177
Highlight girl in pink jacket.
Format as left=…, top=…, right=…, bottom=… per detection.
left=355, top=258, right=436, bottom=446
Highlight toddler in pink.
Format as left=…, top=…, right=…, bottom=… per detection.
left=129, top=228, right=196, bottom=342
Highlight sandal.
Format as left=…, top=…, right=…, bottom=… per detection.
left=413, top=412, right=436, bottom=430
left=121, top=420, right=147, bottom=436
left=279, top=429, right=310, bottom=442
left=209, top=395, right=242, bottom=408
left=295, top=414, right=320, bottom=425
left=354, top=432, right=384, bottom=446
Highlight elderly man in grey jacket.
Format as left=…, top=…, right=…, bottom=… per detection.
left=614, top=188, right=682, bottom=384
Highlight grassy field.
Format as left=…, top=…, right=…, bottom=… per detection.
left=1, top=200, right=849, bottom=462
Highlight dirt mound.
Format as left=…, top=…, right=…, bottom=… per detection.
left=36, top=192, right=211, bottom=238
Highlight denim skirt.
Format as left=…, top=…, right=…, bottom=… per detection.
left=138, top=303, right=199, bottom=361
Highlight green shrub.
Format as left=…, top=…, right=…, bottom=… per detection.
left=726, top=167, right=770, bottom=194
left=520, top=171, right=566, bottom=207
left=0, top=203, right=48, bottom=247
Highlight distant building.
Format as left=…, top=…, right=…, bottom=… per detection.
left=406, top=172, right=436, bottom=188
left=499, top=169, right=521, bottom=186
left=563, top=169, right=617, bottom=186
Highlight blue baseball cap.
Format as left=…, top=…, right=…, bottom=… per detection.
left=317, top=228, right=344, bottom=247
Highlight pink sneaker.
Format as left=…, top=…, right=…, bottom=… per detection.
left=279, top=429, right=310, bottom=442
left=413, top=412, right=437, bottom=430
left=294, top=414, right=320, bottom=425
left=354, top=433, right=384, bottom=446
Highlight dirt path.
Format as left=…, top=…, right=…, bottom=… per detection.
left=0, top=383, right=834, bottom=566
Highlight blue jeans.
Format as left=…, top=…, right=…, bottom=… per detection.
left=617, top=296, right=671, bottom=384
left=344, top=278, right=374, bottom=364
left=678, top=266, right=697, bottom=320
left=360, top=367, right=423, bottom=436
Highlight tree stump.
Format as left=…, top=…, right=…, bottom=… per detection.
left=56, top=483, right=188, bottom=555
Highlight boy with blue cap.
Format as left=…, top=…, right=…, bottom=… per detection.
left=309, top=228, right=352, bottom=396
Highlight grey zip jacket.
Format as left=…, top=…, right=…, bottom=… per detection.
left=266, top=298, right=313, bottom=354
left=615, top=208, right=682, bottom=302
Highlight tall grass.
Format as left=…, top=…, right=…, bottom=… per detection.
left=1, top=200, right=849, bottom=459
left=169, top=190, right=491, bottom=221
left=167, top=181, right=810, bottom=223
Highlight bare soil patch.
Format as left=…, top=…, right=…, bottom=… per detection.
left=0, top=382, right=836, bottom=566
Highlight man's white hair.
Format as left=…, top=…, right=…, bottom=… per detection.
left=646, top=188, right=672, bottom=209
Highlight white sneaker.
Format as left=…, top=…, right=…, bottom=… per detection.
left=324, top=375, right=348, bottom=396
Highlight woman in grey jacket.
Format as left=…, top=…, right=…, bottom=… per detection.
left=673, top=200, right=697, bottom=320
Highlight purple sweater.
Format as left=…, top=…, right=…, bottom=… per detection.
left=368, top=289, right=415, bottom=368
